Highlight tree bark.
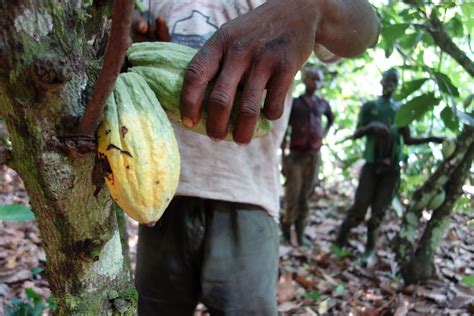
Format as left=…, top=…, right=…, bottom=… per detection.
left=0, top=1, right=135, bottom=314
left=427, top=13, right=474, bottom=77
left=394, top=126, right=474, bottom=284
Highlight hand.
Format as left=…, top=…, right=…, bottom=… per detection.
left=131, top=11, right=170, bottom=43
left=366, top=122, right=390, bottom=137
left=180, top=0, right=323, bottom=144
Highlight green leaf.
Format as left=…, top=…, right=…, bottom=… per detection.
left=0, top=204, right=35, bottom=221
left=304, top=290, right=320, bottom=302
left=445, top=15, right=464, bottom=38
left=334, top=284, right=346, bottom=295
left=440, top=106, right=459, bottom=131
left=395, top=93, right=441, bottom=127
left=46, top=296, right=57, bottom=311
left=394, top=78, right=428, bottom=101
left=398, top=32, right=422, bottom=50
left=25, top=288, right=41, bottom=306
left=433, top=72, right=459, bottom=97
left=330, top=244, right=352, bottom=261
left=421, top=32, right=434, bottom=46
left=381, top=23, right=409, bottom=58
left=461, top=4, right=474, bottom=34
left=31, top=267, right=43, bottom=277
left=463, top=275, right=474, bottom=288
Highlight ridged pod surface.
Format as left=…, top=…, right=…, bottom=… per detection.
left=97, top=73, right=180, bottom=225
left=126, top=41, right=273, bottom=141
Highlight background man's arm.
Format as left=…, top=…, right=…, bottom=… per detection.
left=180, top=0, right=380, bottom=144
left=324, top=103, right=334, bottom=136
left=400, top=127, right=444, bottom=145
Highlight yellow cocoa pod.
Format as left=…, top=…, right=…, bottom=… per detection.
left=97, top=73, right=180, bottom=225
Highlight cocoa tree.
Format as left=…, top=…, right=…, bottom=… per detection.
left=376, top=1, right=473, bottom=283
left=0, top=1, right=137, bottom=314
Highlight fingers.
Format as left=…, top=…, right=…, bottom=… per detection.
left=156, top=16, right=171, bottom=42
left=232, top=69, right=269, bottom=144
left=206, top=56, right=247, bottom=140
left=131, top=11, right=148, bottom=34
left=232, top=61, right=292, bottom=144
left=180, top=34, right=225, bottom=128
left=263, top=69, right=293, bottom=120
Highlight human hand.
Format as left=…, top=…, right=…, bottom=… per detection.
left=366, top=122, right=390, bottom=137
left=180, top=0, right=322, bottom=144
left=131, top=10, right=170, bottom=43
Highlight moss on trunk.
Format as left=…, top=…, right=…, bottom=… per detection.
left=0, top=1, right=134, bottom=314
left=395, top=126, right=474, bottom=284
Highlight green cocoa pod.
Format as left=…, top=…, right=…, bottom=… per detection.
left=441, top=137, right=456, bottom=160
left=126, top=41, right=272, bottom=141
left=427, top=189, right=446, bottom=210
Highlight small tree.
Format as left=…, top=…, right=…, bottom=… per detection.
left=0, top=1, right=137, bottom=314
left=376, top=0, right=473, bottom=283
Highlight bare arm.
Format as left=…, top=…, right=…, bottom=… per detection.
left=180, top=0, right=380, bottom=145
left=400, top=127, right=444, bottom=145
left=324, top=104, right=335, bottom=136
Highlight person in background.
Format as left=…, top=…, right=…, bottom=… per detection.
left=334, top=69, right=444, bottom=265
left=281, top=66, right=334, bottom=246
left=132, top=0, right=380, bottom=314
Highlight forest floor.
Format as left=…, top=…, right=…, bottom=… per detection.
left=0, top=164, right=473, bottom=315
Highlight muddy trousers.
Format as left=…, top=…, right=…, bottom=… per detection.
left=135, top=197, right=279, bottom=316
left=336, top=163, right=400, bottom=251
left=282, top=150, right=321, bottom=225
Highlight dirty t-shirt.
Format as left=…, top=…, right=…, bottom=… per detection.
left=145, top=0, right=311, bottom=220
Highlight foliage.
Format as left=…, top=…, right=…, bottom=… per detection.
left=330, top=245, right=352, bottom=261
left=3, top=289, right=56, bottom=316
left=462, top=274, right=474, bottom=288
left=0, top=204, right=34, bottom=221
left=296, top=0, right=473, bottom=210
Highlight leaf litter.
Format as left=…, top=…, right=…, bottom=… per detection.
left=0, top=166, right=472, bottom=315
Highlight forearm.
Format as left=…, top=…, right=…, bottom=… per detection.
left=401, top=127, right=444, bottom=145
left=316, top=0, right=380, bottom=57
left=352, top=126, right=368, bottom=139
left=405, top=136, right=443, bottom=145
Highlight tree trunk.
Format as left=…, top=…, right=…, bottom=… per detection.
left=0, top=1, right=135, bottom=314
left=395, top=125, right=474, bottom=284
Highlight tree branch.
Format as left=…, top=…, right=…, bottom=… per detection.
left=427, top=13, right=474, bottom=77
left=78, top=0, right=134, bottom=136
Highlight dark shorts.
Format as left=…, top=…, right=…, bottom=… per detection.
left=135, top=196, right=279, bottom=316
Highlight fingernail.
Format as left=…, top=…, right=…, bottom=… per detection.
left=138, top=21, right=148, bottom=34
left=234, top=141, right=250, bottom=147
left=209, top=137, right=222, bottom=142
left=182, top=117, right=194, bottom=128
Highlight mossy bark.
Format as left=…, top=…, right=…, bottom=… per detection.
left=394, top=126, right=474, bottom=284
left=0, top=1, right=135, bottom=314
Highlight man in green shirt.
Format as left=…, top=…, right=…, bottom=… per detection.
left=335, top=69, right=444, bottom=264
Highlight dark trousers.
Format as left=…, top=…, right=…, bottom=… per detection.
left=135, top=196, right=279, bottom=316
left=337, top=162, right=400, bottom=248
left=282, top=150, right=321, bottom=225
